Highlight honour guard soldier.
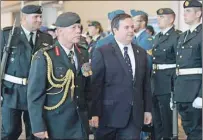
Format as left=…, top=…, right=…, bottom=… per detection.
left=174, top=0, right=202, bottom=139
left=151, top=8, right=181, bottom=140
left=27, top=12, right=91, bottom=139
left=0, top=5, right=53, bottom=140
left=96, top=10, right=125, bottom=48
left=130, top=10, right=153, bottom=70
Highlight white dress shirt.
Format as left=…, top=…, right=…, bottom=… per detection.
left=59, top=42, right=78, bottom=70
left=21, top=25, right=37, bottom=44
left=190, top=23, right=201, bottom=33
left=161, top=25, right=173, bottom=35
left=115, top=39, right=135, bottom=77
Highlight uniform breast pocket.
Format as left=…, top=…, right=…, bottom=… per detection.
left=181, top=47, right=192, bottom=60
left=54, top=67, right=67, bottom=78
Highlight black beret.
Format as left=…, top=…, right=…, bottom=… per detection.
left=54, top=12, right=81, bottom=27
left=21, top=5, right=42, bottom=14
left=157, top=8, right=175, bottom=15
left=183, top=0, right=202, bottom=8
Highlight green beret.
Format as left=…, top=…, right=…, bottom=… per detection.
left=88, top=21, right=101, bottom=27
left=21, top=5, right=42, bottom=14
left=54, top=12, right=81, bottom=27
left=157, top=8, right=175, bottom=15
left=183, top=0, right=202, bottom=8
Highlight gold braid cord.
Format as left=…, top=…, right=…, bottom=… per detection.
left=43, top=51, right=75, bottom=111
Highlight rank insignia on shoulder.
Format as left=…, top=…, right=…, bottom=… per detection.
left=43, top=43, right=49, bottom=46
left=147, top=49, right=153, bottom=56
left=81, top=63, right=92, bottom=77
left=55, top=46, right=60, bottom=56
left=148, top=37, right=152, bottom=41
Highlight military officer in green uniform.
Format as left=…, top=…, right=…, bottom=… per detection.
left=0, top=5, right=53, bottom=140
left=174, top=0, right=202, bottom=139
left=27, top=12, right=91, bottom=139
left=151, top=8, right=181, bottom=140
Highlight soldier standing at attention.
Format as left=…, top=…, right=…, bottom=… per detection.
left=0, top=5, right=53, bottom=140
left=151, top=8, right=181, bottom=140
left=174, top=0, right=202, bottom=139
left=27, top=12, right=91, bottom=139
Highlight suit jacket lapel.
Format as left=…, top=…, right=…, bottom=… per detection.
left=34, top=31, right=42, bottom=51
left=111, top=39, right=132, bottom=79
left=19, top=27, right=32, bottom=49
left=183, top=24, right=202, bottom=44
left=74, top=44, right=84, bottom=75
left=132, top=45, right=138, bottom=82
left=55, top=42, right=76, bottom=72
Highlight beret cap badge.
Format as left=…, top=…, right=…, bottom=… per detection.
left=185, top=1, right=189, bottom=6
left=159, top=9, right=163, bottom=14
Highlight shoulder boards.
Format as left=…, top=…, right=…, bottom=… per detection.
left=147, top=37, right=153, bottom=41
left=147, top=49, right=153, bottom=56
left=3, top=26, right=12, bottom=31
left=175, top=29, right=182, bottom=34
left=42, top=44, right=54, bottom=51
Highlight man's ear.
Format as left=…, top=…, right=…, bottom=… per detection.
left=196, top=10, right=202, bottom=18
left=112, top=28, right=117, bottom=34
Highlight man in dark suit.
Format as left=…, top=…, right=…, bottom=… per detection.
left=90, top=13, right=152, bottom=140
left=174, top=0, right=202, bottom=139
left=0, top=5, right=53, bottom=140
left=27, top=12, right=91, bottom=139
left=151, top=8, right=181, bottom=140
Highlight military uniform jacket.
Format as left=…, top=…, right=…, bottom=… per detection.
left=0, top=26, right=53, bottom=110
left=174, top=24, right=202, bottom=102
left=151, top=27, right=180, bottom=95
left=27, top=41, right=91, bottom=139
left=132, top=30, right=153, bottom=69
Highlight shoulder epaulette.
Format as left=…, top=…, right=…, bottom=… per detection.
left=42, top=44, right=55, bottom=52
left=3, top=26, right=12, bottom=31
left=147, top=37, right=153, bottom=41
left=175, top=29, right=182, bottom=34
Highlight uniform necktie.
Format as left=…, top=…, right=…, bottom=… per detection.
left=124, top=46, right=133, bottom=78
left=68, top=50, right=76, bottom=71
left=29, top=32, right=34, bottom=48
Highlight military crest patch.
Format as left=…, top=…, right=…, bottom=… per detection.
left=81, top=63, right=92, bottom=77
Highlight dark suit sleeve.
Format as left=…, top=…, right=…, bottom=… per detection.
left=0, top=30, right=5, bottom=60
left=90, top=48, right=105, bottom=117
left=27, top=50, right=47, bottom=133
left=143, top=50, right=152, bottom=112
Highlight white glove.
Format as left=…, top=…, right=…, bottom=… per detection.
left=170, top=98, right=173, bottom=110
left=192, top=97, right=202, bottom=109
